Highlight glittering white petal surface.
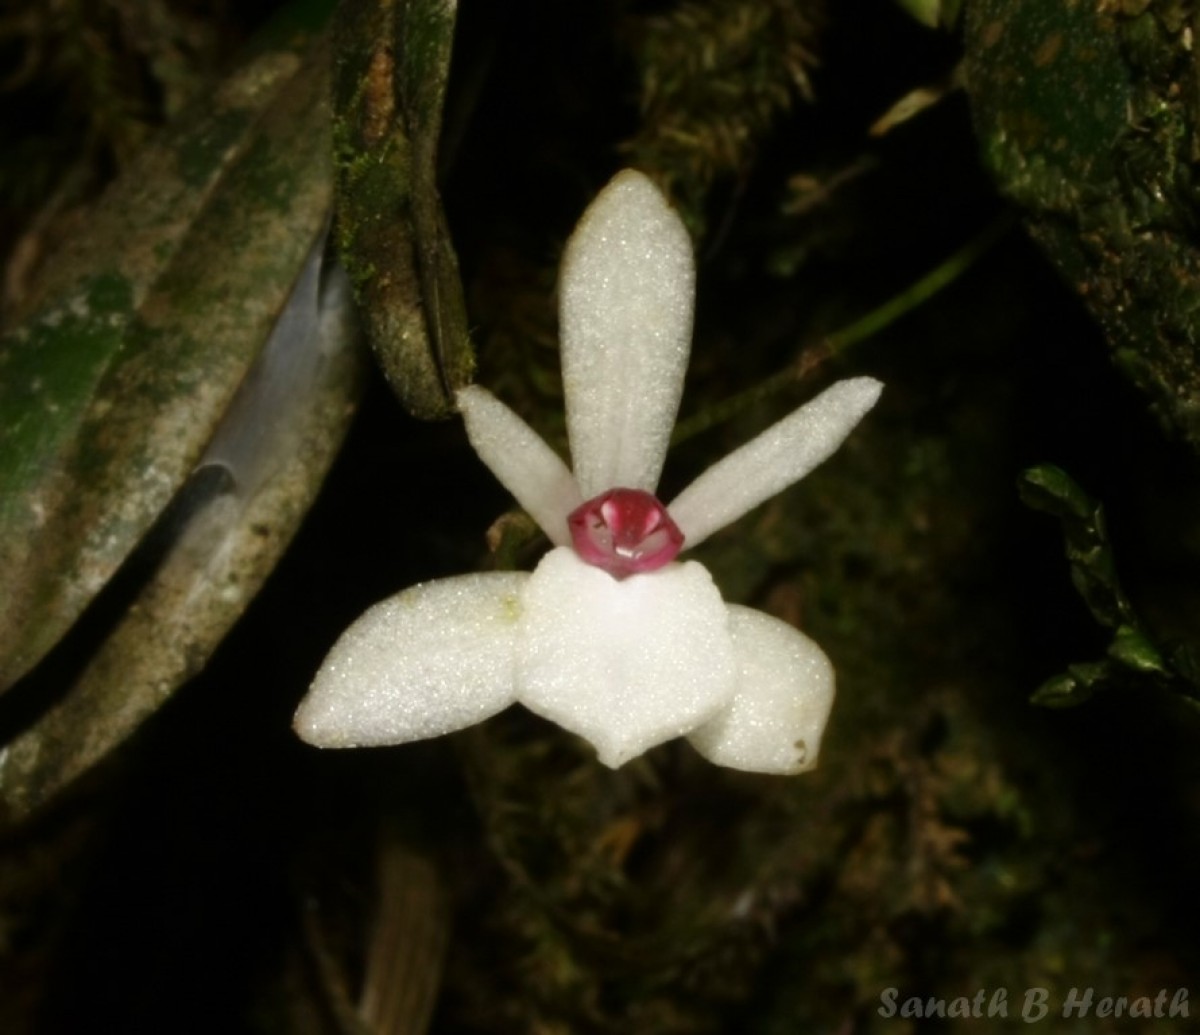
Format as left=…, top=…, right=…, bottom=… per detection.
left=516, top=547, right=734, bottom=767
left=668, top=377, right=883, bottom=548
left=457, top=385, right=582, bottom=546
left=687, top=605, right=834, bottom=774
left=295, top=573, right=527, bottom=748
left=559, top=170, right=695, bottom=498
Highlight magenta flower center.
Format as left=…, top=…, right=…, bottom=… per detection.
left=567, top=488, right=685, bottom=578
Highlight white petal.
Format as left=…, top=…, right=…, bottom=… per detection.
left=516, top=547, right=735, bottom=767
left=688, top=605, right=834, bottom=774
left=559, top=170, right=695, bottom=497
left=295, top=573, right=528, bottom=747
left=457, top=385, right=582, bottom=545
left=668, top=377, right=883, bottom=548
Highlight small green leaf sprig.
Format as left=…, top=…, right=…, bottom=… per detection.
left=1018, top=464, right=1200, bottom=709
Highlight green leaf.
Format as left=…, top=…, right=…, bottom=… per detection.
left=1020, top=466, right=1200, bottom=713
left=894, top=0, right=963, bottom=30
left=0, top=22, right=339, bottom=693
left=332, top=0, right=473, bottom=419
left=1031, top=660, right=1115, bottom=709
left=1, top=233, right=364, bottom=817
left=1016, top=464, right=1094, bottom=524
left=1108, top=624, right=1168, bottom=676
left=1017, top=465, right=1131, bottom=630
left=0, top=20, right=367, bottom=816
left=965, top=0, right=1200, bottom=452
left=1030, top=671, right=1096, bottom=709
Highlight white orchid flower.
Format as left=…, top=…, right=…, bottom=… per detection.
left=295, top=170, right=882, bottom=773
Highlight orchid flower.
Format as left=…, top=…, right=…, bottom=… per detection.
left=295, top=170, right=882, bottom=773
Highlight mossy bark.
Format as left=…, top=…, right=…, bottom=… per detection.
left=966, top=0, right=1200, bottom=450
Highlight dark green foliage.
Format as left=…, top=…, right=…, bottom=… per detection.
left=1020, top=464, right=1199, bottom=710
left=966, top=0, right=1200, bottom=452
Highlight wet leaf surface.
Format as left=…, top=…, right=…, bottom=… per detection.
left=0, top=21, right=370, bottom=815
left=0, top=229, right=364, bottom=817
left=0, top=23, right=337, bottom=692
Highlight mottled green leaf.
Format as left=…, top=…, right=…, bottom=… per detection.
left=0, top=22, right=338, bottom=693
left=0, top=231, right=364, bottom=817
left=966, top=0, right=1200, bottom=450
left=332, top=0, right=473, bottom=419
left=0, top=19, right=370, bottom=815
